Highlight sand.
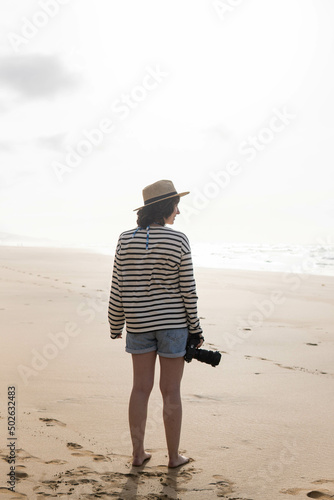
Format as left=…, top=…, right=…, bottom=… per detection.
left=0, top=245, right=333, bottom=499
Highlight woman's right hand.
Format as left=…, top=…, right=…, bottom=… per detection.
left=196, top=336, right=204, bottom=348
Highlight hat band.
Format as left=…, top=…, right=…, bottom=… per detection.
left=144, top=191, right=177, bottom=205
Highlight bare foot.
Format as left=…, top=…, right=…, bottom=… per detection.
left=132, top=452, right=152, bottom=467
left=168, top=454, right=189, bottom=468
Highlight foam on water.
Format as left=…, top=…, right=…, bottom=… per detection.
left=191, top=242, right=334, bottom=276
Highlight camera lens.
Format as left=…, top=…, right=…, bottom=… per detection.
left=193, top=348, right=221, bottom=367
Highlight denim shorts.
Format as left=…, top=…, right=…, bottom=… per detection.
left=125, top=328, right=188, bottom=358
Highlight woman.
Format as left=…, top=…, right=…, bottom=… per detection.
left=108, top=179, right=204, bottom=468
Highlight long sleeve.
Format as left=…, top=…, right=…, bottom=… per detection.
left=108, top=241, right=125, bottom=338
left=108, top=226, right=202, bottom=335
left=179, top=244, right=203, bottom=336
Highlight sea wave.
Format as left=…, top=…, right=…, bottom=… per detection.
left=191, top=243, right=334, bottom=276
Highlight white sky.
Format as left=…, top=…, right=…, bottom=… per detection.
left=0, top=0, right=333, bottom=249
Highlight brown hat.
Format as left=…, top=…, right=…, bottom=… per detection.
left=134, top=180, right=189, bottom=211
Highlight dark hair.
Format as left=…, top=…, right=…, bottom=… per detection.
left=137, top=196, right=180, bottom=228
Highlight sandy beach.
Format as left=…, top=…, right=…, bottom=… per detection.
left=0, top=245, right=333, bottom=499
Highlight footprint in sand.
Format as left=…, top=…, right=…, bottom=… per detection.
left=210, top=474, right=234, bottom=497
left=39, top=418, right=66, bottom=427
left=66, top=442, right=110, bottom=461
left=67, top=442, right=83, bottom=450
left=45, top=459, right=68, bottom=464
left=16, top=449, right=41, bottom=462
left=15, top=470, right=29, bottom=480
left=158, top=467, right=197, bottom=491
left=307, top=492, right=334, bottom=499
left=285, top=487, right=334, bottom=499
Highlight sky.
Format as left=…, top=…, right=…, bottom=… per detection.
left=0, top=0, right=333, bottom=250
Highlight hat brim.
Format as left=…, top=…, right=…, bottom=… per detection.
left=133, top=191, right=189, bottom=211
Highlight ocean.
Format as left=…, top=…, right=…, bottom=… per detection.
left=191, top=242, right=334, bottom=277
left=87, top=241, right=334, bottom=277
left=1, top=235, right=333, bottom=277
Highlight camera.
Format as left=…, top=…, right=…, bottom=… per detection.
left=184, top=339, right=221, bottom=367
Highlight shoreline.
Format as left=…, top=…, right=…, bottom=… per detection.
left=1, top=243, right=333, bottom=278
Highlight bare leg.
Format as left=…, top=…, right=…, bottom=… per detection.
left=159, top=356, right=189, bottom=468
left=129, top=351, right=156, bottom=466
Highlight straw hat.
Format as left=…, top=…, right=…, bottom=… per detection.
left=134, top=180, right=189, bottom=211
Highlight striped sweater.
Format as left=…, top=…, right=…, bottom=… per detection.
left=108, top=225, right=203, bottom=337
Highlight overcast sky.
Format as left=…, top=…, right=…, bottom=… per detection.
left=0, top=0, right=333, bottom=249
